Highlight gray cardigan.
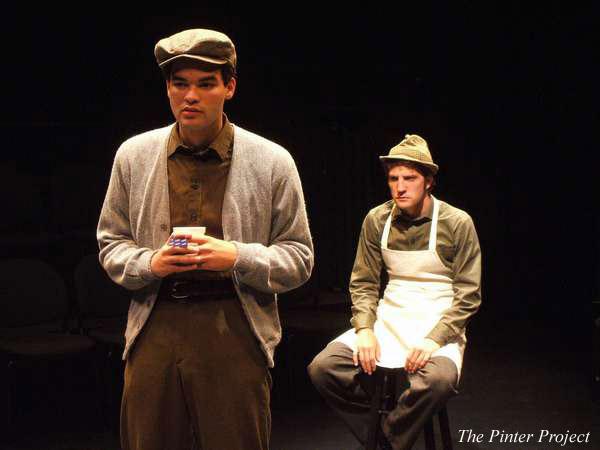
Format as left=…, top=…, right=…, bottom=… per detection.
left=97, top=124, right=314, bottom=367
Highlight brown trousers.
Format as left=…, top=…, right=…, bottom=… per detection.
left=308, top=342, right=458, bottom=450
left=121, top=296, right=271, bottom=450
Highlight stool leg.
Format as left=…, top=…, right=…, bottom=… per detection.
left=1, top=360, right=17, bottom=442
left=366, top=371, right=383, bottom=450
left=438, top=406, right=453, bottom=450
left=284, top=330, right=296, bottom=405
left=424, top=416, right=436, bottom=450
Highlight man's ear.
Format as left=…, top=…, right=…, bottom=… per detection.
left=426, top=175, right=434, bottom=190
left=225, top=77, right=237, bottom=100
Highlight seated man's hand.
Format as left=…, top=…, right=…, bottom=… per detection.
left=191, top=235, right=238, bottom=271
left=405, top=338, right=441, bottom=373
left=150, top=234, right=202, bottom=278
left=353, top=328, right=381, bottom=375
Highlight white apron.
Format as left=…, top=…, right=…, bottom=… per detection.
left=333, top=197, right=466, bottom=377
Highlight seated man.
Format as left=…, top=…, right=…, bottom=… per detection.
left=308, top=134, right=482, bottom=449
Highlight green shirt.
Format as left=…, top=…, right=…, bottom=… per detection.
left=166, top=116, right=234, bottom=280
left=349, top=197, right=482, bottom=346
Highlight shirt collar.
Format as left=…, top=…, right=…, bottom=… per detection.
left=167, top=114, right=234, bottom=161
left=391, top=197, right=433, bottom=223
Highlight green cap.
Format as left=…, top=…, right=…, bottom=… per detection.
left=379, top=134, right=439, bottom=174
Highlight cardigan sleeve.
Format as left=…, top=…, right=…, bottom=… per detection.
left=97, top=149, right=161, bottom=291
left=230, top=151, right=314, bottom=294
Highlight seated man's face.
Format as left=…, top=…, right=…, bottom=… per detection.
left=387, top=164, right=431, bottom=217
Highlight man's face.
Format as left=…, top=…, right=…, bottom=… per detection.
left=166, top=65, right=236, bottom=133
left=387, top=164, right=432, bottom=217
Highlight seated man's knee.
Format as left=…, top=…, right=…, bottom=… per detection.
left=307, top=351, right=329, bottom=388
left=424, top=358, right=458, bottom=400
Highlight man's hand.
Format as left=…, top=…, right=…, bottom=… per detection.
left=405, top=338, right=441, bottom=373
left=191, top=235, right=238, bottom=271
left=150, top=234, right=202, bottom=278
left=353, top=328, right=381, bottom=375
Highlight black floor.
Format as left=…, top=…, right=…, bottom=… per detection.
left=3, top=319, right=598, bottom=450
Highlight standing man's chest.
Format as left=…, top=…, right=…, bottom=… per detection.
left=167, top=153, right=231, bottom=239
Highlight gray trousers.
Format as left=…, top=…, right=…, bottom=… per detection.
left=308, top=342, right=458, bottom=450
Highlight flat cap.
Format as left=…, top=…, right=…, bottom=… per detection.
left=154, top=29, right=236, bottom=71
left=379, top=134, right=439, bottom=174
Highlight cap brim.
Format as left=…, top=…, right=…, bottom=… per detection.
left=158, top=54, right=228, bottom=68
left=379, top=155, right=439, bottom=174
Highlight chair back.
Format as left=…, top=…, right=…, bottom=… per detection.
left=0, top=259, right=68, bottom=336
left=73, top=254, right=130, bottom=329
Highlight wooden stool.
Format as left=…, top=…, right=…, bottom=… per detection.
left=365, top=367, right=453, bottom=450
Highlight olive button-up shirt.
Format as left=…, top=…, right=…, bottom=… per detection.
left=349, top=199, right=482, bottom=346
left=166, top=116, right=234, bottom=280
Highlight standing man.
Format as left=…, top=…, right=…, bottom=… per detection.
left=308, top=134, right=481, bottom=449
left=97, top=29, right=313, bottom=450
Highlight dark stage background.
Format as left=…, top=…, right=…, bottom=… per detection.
left=1, top=4, right=597, bottom=449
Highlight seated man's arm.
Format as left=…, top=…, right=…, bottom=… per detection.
left=406, top=213, right=481, bottom=372
left=350, top=211, right=383, bottom=331
left=350, top=211, right=384, bottom=374
left=427, top=213, right=482, bottom=345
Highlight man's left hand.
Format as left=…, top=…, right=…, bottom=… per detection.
left=191, top=235, right=238, bottom=271
left=405, top=338, right=441, bottom=373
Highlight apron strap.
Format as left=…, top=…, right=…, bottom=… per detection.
left=381, top=209, right=393, bottom=249
left=428, top=196, right=440, bottom=251
left=381, top=197, right=440, bottom=251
